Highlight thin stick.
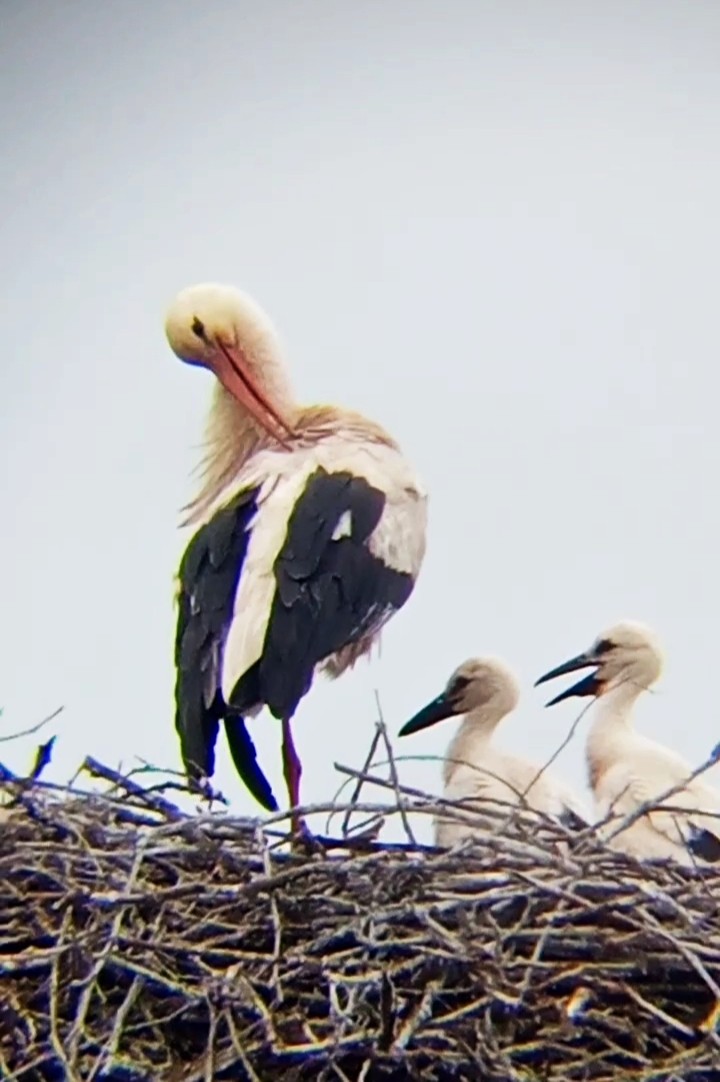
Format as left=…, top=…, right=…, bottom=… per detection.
left=81, top=756, right=185, bottom=821
left=0, top=706, right=64, bottom=744
left=339, top=722, right=383, bottom=837
left=521, top=699, right=594, bottom=802
left=606, top=748, right=720, bottom=843
left=373, top=691, right=416, bottom=845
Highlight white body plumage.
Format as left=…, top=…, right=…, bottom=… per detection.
left=217, top=430, right=427, bottom=702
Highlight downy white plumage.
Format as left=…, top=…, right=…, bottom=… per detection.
left=399, top=656, right=588, bottom=846
left=536, top=620, right=720, bottom=866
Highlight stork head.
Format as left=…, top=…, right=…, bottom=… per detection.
left=535, top=620, right=664, bottom=706
left=165, top=283, right=297, bottom=445
left=398, top=656, right=520, bottom=736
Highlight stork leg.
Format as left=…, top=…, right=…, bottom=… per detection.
left=281, top=717, right=305, bottom=836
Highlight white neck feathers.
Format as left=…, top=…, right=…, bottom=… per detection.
left=443, top=705, right=505, bottom=786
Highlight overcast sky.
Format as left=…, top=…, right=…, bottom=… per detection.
left=3, top=1, right=720, bottom=841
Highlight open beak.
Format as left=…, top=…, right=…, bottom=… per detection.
left=534, top=651, right=602, bottom=707
left=214, top=341, right=297, bottom=448
left=398, top=690, right=459, bottom=737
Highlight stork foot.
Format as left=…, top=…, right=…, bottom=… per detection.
left=289, top=817, right=325, bottom=855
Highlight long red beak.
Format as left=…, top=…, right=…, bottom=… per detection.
left=214, top=342, right=297, bottom=448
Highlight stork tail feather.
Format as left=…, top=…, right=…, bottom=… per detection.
left=224, top=715, right=278, bottom=812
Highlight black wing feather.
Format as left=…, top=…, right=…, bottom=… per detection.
left=174, top=487, right=278, bottom=811
left=240, top=467, right=415, bottom=721
left=687, top=824, right=720, bottom=863
left=560, top=808, right=589, bottom=832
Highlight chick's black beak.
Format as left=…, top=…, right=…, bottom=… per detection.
left=534, top=652, right=602, bottom=707
left=398, top=691, right=458, bottom=737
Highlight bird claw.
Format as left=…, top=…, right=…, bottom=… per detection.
left=190, top=775, right=227, bottom=806
left=288, top=816, right=325, bottom=855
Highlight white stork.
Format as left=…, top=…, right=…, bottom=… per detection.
left=535, top=620, right=720, bottom=866
left=165, top=283, right=427, bottom=830
left=398, top=657, right=588, bottom=846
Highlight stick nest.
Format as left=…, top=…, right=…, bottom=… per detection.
left=2, top=758, right=720, bottom=1082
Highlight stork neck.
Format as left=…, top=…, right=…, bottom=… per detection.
left=182, top=384, right=297, bottom=526
left=585, top=680, right=644, bottom=784
left=207, top=383, right=278, bottom=454
left=595, top=677, right=647, bottom=719
left=588, top=681, right=641, bottom=734
left=443, top=706, right=503, bottom=783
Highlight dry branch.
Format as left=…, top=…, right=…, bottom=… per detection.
left=1, top=758, right=720, bottom=1081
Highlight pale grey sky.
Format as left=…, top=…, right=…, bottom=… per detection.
left=3, top=1, right=720, bottom=841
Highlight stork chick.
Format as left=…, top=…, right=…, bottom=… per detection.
left=535, top=620, right=720, bottom=866
left=399, top=657, right=588, bottom=846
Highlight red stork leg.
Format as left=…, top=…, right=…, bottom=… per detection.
left=281, top=717, right=305, bottom=836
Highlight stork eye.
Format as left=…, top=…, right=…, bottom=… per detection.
left=191, top=317, right=208, bottom=341
left=595, top=639, right=613, bottom=656
left=448, top=675, right=471, bottom=698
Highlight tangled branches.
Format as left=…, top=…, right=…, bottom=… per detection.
left=1, top=744, right=720, bottom=1081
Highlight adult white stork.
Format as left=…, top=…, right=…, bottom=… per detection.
left=398, top=657, right=588, bottom=846
left=166, top=283, right=427, bottom=830
left=535, top=620, right=720, bottom=866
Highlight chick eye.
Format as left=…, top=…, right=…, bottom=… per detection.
left=448, top=675, right=471, bottom=699
left=595, top=639, right=613, bottom=656
left=191, top=316, right=208, bottom=341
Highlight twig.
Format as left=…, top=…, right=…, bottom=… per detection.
left=259, top=823, right=284, bottom=1003
left=65, top=833, right=150, bottom=1061
left=372, top=705, right=416, bottom=845
left=339, top=722, right=383, bottom=837
left=620, top=982, right=696, bottom=1037
left=81, top=756, right=185, bottom=821
left=606, top=749, right=720, bottom=844
left=48, top=908, right=81, bottom=1082
left=87, top=975, right=144, bottom=1081
left=0, top=706, right=64, bottom=743
left=391, top=979, right=442, bottom=1050
left=521, top=699, right=594, bottom=804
